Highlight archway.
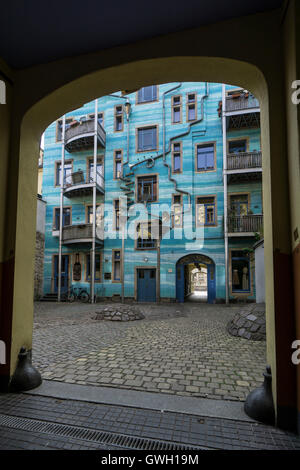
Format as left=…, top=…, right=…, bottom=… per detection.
left=176, top=254, right=216, bottom=304
left=1, top=22, right=297, bottom=429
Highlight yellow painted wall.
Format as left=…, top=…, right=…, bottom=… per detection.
left=0, top=5, right=299, bottom=425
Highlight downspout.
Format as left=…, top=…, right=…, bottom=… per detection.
left=108, top=93, right=131, bottom=303
left=222, top=84, right=229, bottom=304
left=58, top=114, right=66, bottom=302
left=91, top=99, right=98, bottom=304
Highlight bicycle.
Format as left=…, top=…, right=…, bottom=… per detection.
left=65, top=285, right=90, bottom=303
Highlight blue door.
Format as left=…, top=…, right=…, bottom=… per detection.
left=54, top=255, right=69, bottom=294
left=207, top=264, right=216, bottom=304
left=137, top=269, right=156, bottom=302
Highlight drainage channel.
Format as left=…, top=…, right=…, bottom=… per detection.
left=0, top=413, right=210, bottom=450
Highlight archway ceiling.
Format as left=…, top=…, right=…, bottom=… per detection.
left=1, top=0, right=284, bottom=69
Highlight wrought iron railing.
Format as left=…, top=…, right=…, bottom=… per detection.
left=228, top=214, right=263, bottom=233
left=64, top=170, right=104, bottom=191
left=227, top=151, right=262, bottom=170
left=62, top=223, right=103, bottom=242
left=225, top=92, right=259, bottom=112
left=65, top=118, right=106, bottom=149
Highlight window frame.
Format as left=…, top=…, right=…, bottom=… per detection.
left=172, top=194, right=183, bottom=228
left=171, top=95, right=182, bottom=124
left=56, top=117, right=74, bottom=143
left=136, top=124, right=159, bottom=153
left=86, top=156, right=104, bottom=183
left=88, top=111, right=105, bottom=128
left=136, top=174, right=159, bottom=203
left=227, top=136, right=249, bottom=154
left=114, top=104, right=124, bottom=132
left=195, top=141, right=216, bottom=173
left=136, top=85, right=159, bottom=104
left=54, top=159, right=73, bottom=187
left=113, top=149, right=123, bottom=180
left=172, top=141, right=182, bottom=174
left=230, top=249, right=252, bottom=294
left=85, top=252, right=102, bottom=283
left=196, top=195, right=217, bottom=227
left=135, top=220, right=157, bottom=250
left=52, top=206, right=72, bottom=230
left=112, top=249, right=122, bottom=283
left=186, top=92, right=197, bottom=122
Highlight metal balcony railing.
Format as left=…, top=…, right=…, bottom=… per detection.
left=62, top=223, right=103, bottom=244
left=228, top=214, right=263, bottom=234
left=225, top=92, right=259, bottom=113
left=227, top=151, right=262, bottom=171
left=64, top=170, right=104, bottom=193
left=64, top=118, right=106, bottom=152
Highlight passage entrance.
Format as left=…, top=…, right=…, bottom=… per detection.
left=176, top=254, right=216, bottom=304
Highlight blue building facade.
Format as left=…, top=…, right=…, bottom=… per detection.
left=41, top=82, right=263, bottom=303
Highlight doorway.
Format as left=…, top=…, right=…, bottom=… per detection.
left=136, top=268, right=156, bottom=302
left=53, top=255, right=69, bottom=294
left=176, top=254, right=216, bottom=304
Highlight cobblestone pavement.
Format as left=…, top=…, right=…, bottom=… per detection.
left=0, top=393, right=299, bottom=450
left=33, top=301, right=266, bottom=401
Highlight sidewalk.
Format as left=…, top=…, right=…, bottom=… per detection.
left=0, top=381, right=299, bottom=450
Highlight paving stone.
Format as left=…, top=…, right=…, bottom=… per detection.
left=33, top=301, right=266, bottom=401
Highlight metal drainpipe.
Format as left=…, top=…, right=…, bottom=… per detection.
left=91, top=99, right=98, bottom=304
left=222, top=84, right=229, bottom=304
left=121, top=108, right=130, bottom=304
left=58, top=114, right=66, bottom=302
left=107, top=94, right=130, bottom=304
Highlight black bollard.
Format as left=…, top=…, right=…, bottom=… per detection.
left=244, top=365, right=275, bottom=425
left=9, top=347, right=42, bottom=392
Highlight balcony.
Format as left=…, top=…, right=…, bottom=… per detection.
left=228, top=214, right=263, bottom=236
left=225, top=92, right=259, bottom=113
left=227, top=152, right=262, bottom=173
left=225, top=91, right=260, bottom=130
left=62, top=224, right=103, bottom=246
left=64, top=118, right=105, bottom=153
left=63, top=169, right=104, bottom=198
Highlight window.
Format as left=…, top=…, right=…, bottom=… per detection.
left=196, top=196, right=216, bottom=226
left=53, top=207, right=71, bottom=230
left=172, top=142, right=182, bottom=173
left=196, top=143, right=215, bottom=172
left=112, top=250, right=121, bottom=282
left=88, top=158, right=103, bottom=182
left=86, top=253, right=101, bottom=282
left=114, top=150, right=123, bottom=179
left=172, top=194, right=183, bottom=227
left=231, top=251, right=250, bottom=292
left=114, top=105, right=123, bottom=132
left=56, top=117, right=73, bottom=142
left=229, top=194, right=249, bottom=216
left=86, top=204, right=101, bottom=224
left=136, top=222, right=157, bottom=249
left=55, top=160, right=72, bottom=186
left=172, top=95, right=182, bottom=124
left=137, top=175, right=158, bottom=202
left=89, top=112, right=104, bottom=127
left=137, top=86, right=158, bottom=103
left=228, top=139, right=247, bottom=153
left=137, top=126, right=158, bottom=152
left=114, top=200, right=120, bottom=231
left=187, top=93, right=197, bottom=121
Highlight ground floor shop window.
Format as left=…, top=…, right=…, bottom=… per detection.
left=231, top=250, right=250, bottom=292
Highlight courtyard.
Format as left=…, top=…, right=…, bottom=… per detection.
left=33, top=301, right=266, bottom=402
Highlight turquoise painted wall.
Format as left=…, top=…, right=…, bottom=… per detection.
left=42, top=82, right=262, bottom=301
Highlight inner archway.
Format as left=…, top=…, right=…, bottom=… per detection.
left=176, top=254, right=216, bottom=304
